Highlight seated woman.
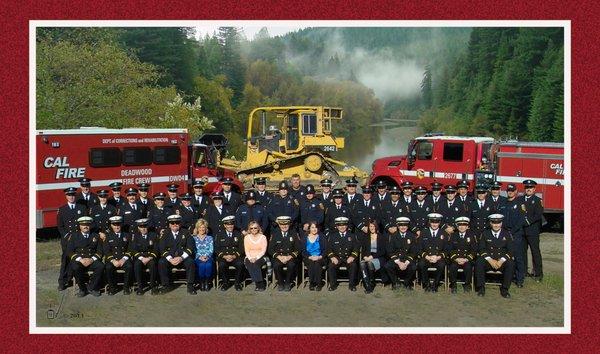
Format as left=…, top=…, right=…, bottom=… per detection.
left=243, top=221, right=269, bottom=291
left=300, top=222, right=328, bottom=291
left=193, top=219, right=214, bottom=291
left=359, top=220, right=388, bottom=294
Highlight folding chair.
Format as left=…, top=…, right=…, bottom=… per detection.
left=301, top=263, right=327, bottom=288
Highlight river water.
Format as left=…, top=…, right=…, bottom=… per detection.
left=334, top=126, right=420, bottom=172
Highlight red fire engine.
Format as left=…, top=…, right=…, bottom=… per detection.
left=36, top=128, right=243, bottom=230
left=369, top=134, right=564, bottom=218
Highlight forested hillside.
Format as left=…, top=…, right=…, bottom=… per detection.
left=419, top=28, right=564, bottom=142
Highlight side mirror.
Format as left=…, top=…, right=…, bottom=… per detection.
left=407, top=155, right=415, bottom=166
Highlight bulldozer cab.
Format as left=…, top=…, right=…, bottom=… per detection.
left=247, top=106, right=343, bottom=155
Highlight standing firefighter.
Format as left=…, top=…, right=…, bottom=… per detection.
left=57, top=187, right=87, bottom=291
left=520, top=179, right=544, bottom=282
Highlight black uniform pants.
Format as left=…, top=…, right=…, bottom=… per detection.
left=58, top=235, right=73, bottom=287
left=384, top=260, right=417, bottom=286
left=418, top=258, right=445, bottom=287
left=217, top=257, right=244, bottom=285
left=244, top=257, right=267, bottom=284
left=71, top=259, right=104, bottom=292
left=448, top=260, right=473, bottom=286
left=327, top=258, right=358, bottom=286
left=158, top=257, right=195, bottom=287
left=134, top=258, right=157, bottom=288
left=105, top=259, right=133, bottom=288
left=475, top=257, right=515, bottom=291
left=304, top=257, right=325, bottom=285
left=523, top=231, right=543, bottom=277
left=272, top=257, right=298, bottom=285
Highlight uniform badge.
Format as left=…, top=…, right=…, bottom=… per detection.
left=513, top=205, right=517, bottom=209
left=407, top=239, right=411, bottom=244
left=149, top=241, right=153, bottom=245
left=441, top=235, right=444, bottom=240
left=289, top=236, right=293, bottom=242
left=123, top=237, right=127, bottom=242
left=502, top=237, right=506, bottom=241
left=92, top=237, right=97, bottom=242
left=234, top=237, right=238, bottom=242
left=531, top=200, right=535, bottom=204
left=426, top=207, right=429, bottom=211
left=348, top=237, right=352, bottom=241
left=77, top=210, right=81, bottom=214
left=521, top=204, right=526, bottom=211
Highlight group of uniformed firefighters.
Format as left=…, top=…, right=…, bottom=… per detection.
left=56, top=173, right=544, bottom=298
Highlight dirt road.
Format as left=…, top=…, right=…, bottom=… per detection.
left=35, top=233, right=564, bottom=327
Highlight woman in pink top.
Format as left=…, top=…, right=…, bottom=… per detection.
left=244, top=221, right=268, bottom=291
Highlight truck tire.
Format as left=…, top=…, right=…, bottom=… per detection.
left=304, top=154, right=323, bottom=172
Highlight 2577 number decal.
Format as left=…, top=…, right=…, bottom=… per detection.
left=321, top=145, right=337, bottom=152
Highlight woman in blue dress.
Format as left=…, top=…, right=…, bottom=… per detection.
left=300, top=222, right=328, bottom=291
left=193, top=219, right=214, bottom=291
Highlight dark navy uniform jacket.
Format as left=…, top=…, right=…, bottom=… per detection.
left=222, top=191, right=242, bottom=212
left=351, top=199, right=379, bottom=231
left=120, top=201, right=144, bottom=231
left=469, top=199, right=492, bottom=236
left=342, top=193, right=363, bottom=210
left=487, top=195, right=508, bottom=214
left=519, top=195, right=544, bottom=235
left=386, top=230, right=418, bottom=263
left=76, top=192, right=99, bottom=210
left=89, top=204, right=118, bottom=233
left=456, top=194, right=473, bottom=217
left=326, top=230, right=360, bottom=260
left=289, top=186, right=307, bottom=201
left=255, top=190, right=273, bottom=207
left=299, top=197, right=325, bottom=226
left=157, top=229, right=195, bottom=259
left=214, top=229, right=244, bottom=260
left=192, top=194, right=210, bottom=217
left=176, top=204, right=200, bottom=231
left=503, top=198, right=526, bottom=238
left=438, top=199, right=462, bottom=230
left=448, top=229, right=478, bottom=262
left=428, top=195, right=446, bottom=213
left=57, top=203, right=87, bottom=237
left=206, top=205, right=233, bottom=235
left=323, top=203, right=353, bottom=233
left=128, top=231, right=158, bottom=259
left=236, top=204, right=269, bottom=232
left=268, top=228, right=300, bottom=258
left=407, top=199, right=434, bottom=233
left=418, top=228, right=450, bottom=259
left=67, top=231, right=102, bottom=261
left=147, top=206, right=169, bottom=233
left=103, top=231, right=131, bottom=261
left=478, top=229, right=514, bottom=260
left=268, top=195, right=299, bottom=225
left=108, top=196, right=125, bottom=209
left=379, top=200, right=403, bottom=230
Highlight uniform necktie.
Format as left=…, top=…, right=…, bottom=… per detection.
left=337, top=205, right=341, bottom=210
left=493, top=232, right=499, bottom=238
left=525, top=196, right=530, bottom=201
left=461, top=196, right=465, bottom=202
left=173, top=232, right=178, bottom=239
left=341, top=232, right=345, bottom=238
left=365, top=201, right=369, bottom=207
left=188, top=206, right=192, bottom=211
left=70, top=204, right=74, bottom=210
left=283, top=232, right=287, bottom=238
left=83, top=233, right=89, bottom=239
left=432, top=230, right=437, bottom=238
left=448, top=202, right=452, bottom=208
left=479, top=201, right=484, bottom=208
left=85, top=194, right=89, bottom=201
left=460, top=233, right=465, bottom=238
left=418, top=202, right=423, bottom=208
left=493, top=197, right=498, bottom=202
left=401, top=233, right=405, bottom=238
left=434, top=197, right=438, bottom=203
left=197, top=196, right=201, bottom=203
left=227, top=232, right=232, bottom=238
left=393, top=202, right=397, bottom=208
left=132, top=204, right=136, bottom=210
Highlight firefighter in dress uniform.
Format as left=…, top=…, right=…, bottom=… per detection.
left=504, top=183, right=526, bottom=287
left=147, top=192, right=169, bottom=235
left=157, top=214, right=197, bottom=295
left=176, top=193, right=200, bottom=231
left=129, top=218, right=159, bottom=295
left=373, top=179, right=391, bottom=207
left=470, top=184, right=492, bottom=240
left=254, top=177, right=273, bottom=207
left=408, top=185, right=434, bottom=236
left=520, top=179, right=544, bottom=282
left=326, top=217, right=360, bottom=292
left=103, top=216, right=133, bottom=295
left=67, top=216, right=104, bottom=297
left=379, top=186, right=403, bottom=235
left=488, top=181, right=507, bottom=213
left=108, top=182, right=125, bottom=208
left=221, top=177, right=242, bottom=212
left=236, top=190, right=269, bottom=234
left=268, top=216, right=300, bottom=291
left=214, top=215, right=245, bottom=291
left=456, top=180, right=472, bottom=217
left=75, top=177, right=99, bottom=210
left=475, top=214, right=515, bottom=298
left=57, top=187, right=87, bottom=291
left=429, top=182, right=445, bottom=212
left=267, top=181, right=299, bottom=229
left=447, top=216, right=477, bottom=293
left=89, top=189, right=117, bottom=235
left=439, top=185, right=462, bottom=235
left=351, top=185, right=379, bottom=237
left=323, top=189, right=353, bottom=234
left=120, top=187, right=143, bottom=233
left=417, top=213, right=450, bottom=292
left=298, top=184, right=325, bottom=232
left=343, top=177, right=362, bottom=210
left=137, top=182, right=152, bottom=217
left=206, top=192, right=233, bottom=236
left=317, top=178, right=334, bottom=209
left=384, top=216, right=418, bottom=290
left=191, top=179, right=209, bottom=217
left=165, top=184, right=181, bottom=211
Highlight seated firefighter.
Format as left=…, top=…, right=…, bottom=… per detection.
left=103, top=215, right=133, bottom=295
left=447, top=216, right=477, bottom=293
left=475, top=214, right=515, bottom=298
left=157, top=214, right=197, bottom=295
left=214, top=215, right=245, bottom=291
left=384, top=216, right=418, bottom=291
left=67, top=216, right=104, bottom=297
left=326, top=217, right=360, bottom=292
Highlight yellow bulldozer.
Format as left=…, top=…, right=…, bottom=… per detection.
left=199, top=106, right=368, bottom=189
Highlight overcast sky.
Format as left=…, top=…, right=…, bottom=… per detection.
left=195, top=24, right=306, bottom=40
